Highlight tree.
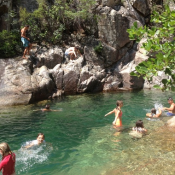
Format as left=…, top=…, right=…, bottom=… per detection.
left=19, top=0, right=96, bottom=44
left=127, top=6, right=175, bottom=91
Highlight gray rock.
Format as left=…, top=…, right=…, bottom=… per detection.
left=36, top=47, right=64, bottom=69
left=132, top=0, right=150, bottom=16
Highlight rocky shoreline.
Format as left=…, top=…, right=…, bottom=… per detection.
left=0, top=0, right=168, bottom=106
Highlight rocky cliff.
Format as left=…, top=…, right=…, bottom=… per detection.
left=0, top=0, right=165, bottom=106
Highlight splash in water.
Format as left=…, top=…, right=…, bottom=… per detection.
left=15, top=142, right=53, bottom=174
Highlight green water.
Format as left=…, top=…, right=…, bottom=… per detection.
left=1, top=90, right=175, bottom=175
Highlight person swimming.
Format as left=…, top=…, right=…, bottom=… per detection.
left=25, top=133, right=45, bottom=149
left=104, top=100, right=123, bottom=127
left=33, top=105, right=62, bottom=112
left=129, top=120, right=147, bottom=138
left=132, top=120, right=147, bottom=133
left=146, top=108, right=162, bottom=118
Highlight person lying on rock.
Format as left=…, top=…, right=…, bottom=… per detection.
left=146, top=108, right=162, bottom=118
left=65, top=46, right=82, bottom=60
left=162, top=97, right=175, bottom=116
left=21, top=25, right=32, bottom=59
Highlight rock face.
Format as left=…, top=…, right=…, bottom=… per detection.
left=0, top=58, right=55, bottom=106
left=0, top=0, right=12, bottom=31
left=0, top=0, right=153, bottom=106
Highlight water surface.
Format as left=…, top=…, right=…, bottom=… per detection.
left=0, top=90, right=175, bottom=175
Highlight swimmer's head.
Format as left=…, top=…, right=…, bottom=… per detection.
left=151, top=108, right=156, bottom=114
left=37, top=133, right=45, bottom=144
left=45, top=105, right=50, bottom=110
left=135, top=120, right=144, bottom=128
left=0, top=142, right=12, bottom=156
left=116, top=100, right=123, bottom=107
left=168, top=97, right=173, bottom=103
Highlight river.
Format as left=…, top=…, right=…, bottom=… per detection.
left=0, top=90, right=175, bottom=175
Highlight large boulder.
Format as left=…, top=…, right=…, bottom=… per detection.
left=30, top=65, right=55, bottom=102
left=132, top=0, right=150, bottom=16
left=103, top=72, right=123, bottom=91
left=0, top=59, right=32, bottom=106
left=0, top=59, right=55, bottom=106
left=0, top=0, right=12, bottom=31
left=36, top=46, right=64, bottom=69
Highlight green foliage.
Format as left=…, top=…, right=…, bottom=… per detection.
left=94, top=42, right=103, bottom=55
left=127, top=6, right=175, bottom=91
left=19, top=0, right=96, bottom=44
left=0, top=30, right=22, bottom=57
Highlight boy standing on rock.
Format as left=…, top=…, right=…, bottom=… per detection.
left=21, top=25, right=32, bottom=59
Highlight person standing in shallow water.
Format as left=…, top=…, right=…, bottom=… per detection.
left=104, top=100, right=123, bottom=127
left=163, top=97, right=175, bottom=116
left=21, top=25, right=32, bottom=59
left=0, top=142, right=15, bottom=175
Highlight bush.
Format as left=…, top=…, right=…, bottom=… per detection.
left=94, top=42, right=103, bottom=55
left=0, top=30, right=22, bottom=58
left=19, top=0, right=96, bottom=44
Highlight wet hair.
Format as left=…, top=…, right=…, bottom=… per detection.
left=151, top=108, right=156, bottom=114
left=75, top=46, right=80, bottom=50
left=116, top=100, right=123, bottom=107
left=0, top=142, right=12, bottom=158
left=168, top=97, right=173, bottom=101
left=45, top=105, right=50, bottom=109
left=25, top=25, right=29, bottom=28
left=135, top=120, right=144, bottom=128
left=37, top=133, right=45, bottom=139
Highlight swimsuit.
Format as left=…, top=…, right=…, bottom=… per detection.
left=21, top=37, right=30, bottom=48
left=166, top=112, right=175, bottom=116
left=65, top=49, right=70, bottom=58
left=113, top=110, right=122, bottom=127
left=0, top=153, right=15, bottom=175
left=132, top=127, right=145, bottom=133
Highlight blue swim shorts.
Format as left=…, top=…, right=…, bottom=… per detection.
left=21, top=37, right=30, bottom=48
left=166, top=112, right=175, bottom=116
left=65, top=51, right=70, bottom=58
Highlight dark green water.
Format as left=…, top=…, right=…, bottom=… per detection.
left=1, top=90, right=175, bottom=175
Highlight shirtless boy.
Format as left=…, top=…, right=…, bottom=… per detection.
left=163, top=97, right=175, bottom=116
left=65, top=46, right=82, bottom=60
left=21, top=25, right=32, bottom=59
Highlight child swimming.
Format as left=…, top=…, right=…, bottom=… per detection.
left=25, top=133, right=45, bottom=149
left=33, top=105, right=62, bottom=112
left=146, top=108, right=162, bottom=118
left=105, top=100, right=123, bottom=127
left=129, top=120, right=147, bottom=138
left=132, top=120, right=147, bottom=133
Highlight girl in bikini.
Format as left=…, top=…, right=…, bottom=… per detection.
left=105, top=100, right=123, bottom=127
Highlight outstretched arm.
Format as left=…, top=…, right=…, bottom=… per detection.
left=154, top=108, right=162, bottom=118
left=146, top=113, right=152, bottom=117
left=163, top=104, right=174, bottom=111
left=50, top=109, right=62, bottom=111
left=105, top=109, right=115, bottom=117
left=24, top=143, right=34, bottom=149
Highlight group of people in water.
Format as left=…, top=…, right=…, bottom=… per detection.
left=1, top=97, right=175, bottom=174
left=105, top=97, right=175, bottom=135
